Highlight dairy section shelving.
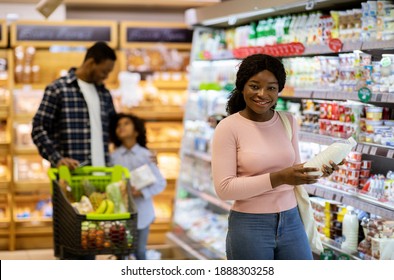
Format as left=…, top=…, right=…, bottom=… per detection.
left=1, top=19, right=191, bottom=251
left=169, top=0, right=394, bottom=260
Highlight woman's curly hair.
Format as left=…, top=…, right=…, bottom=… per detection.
left=111, top=113, right=147, bottom=148
left=226, top=54, right=286, bottom=115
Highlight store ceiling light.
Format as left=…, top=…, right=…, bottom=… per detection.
left=201, top=8, right=275, bottom=26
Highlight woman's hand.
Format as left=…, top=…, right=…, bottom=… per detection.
left=270, top=163, right=321, bottom=187
left=321, top=160, right=343, bottom=177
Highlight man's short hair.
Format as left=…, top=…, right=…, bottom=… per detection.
left=84, top=41, right=117, bottom=64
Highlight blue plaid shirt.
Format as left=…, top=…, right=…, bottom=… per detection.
left=32, top=68, right=116, bottom=167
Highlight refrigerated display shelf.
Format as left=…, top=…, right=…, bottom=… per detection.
left=321, top=238, right=364, bottom=260
left=167, top=226, right=225, bottom=260
left=281, top=88, right=394, bottom=104
left=195, top=39, right=394, bottom=62
left=304, top=183, right=394, bottom=220
left=180, top=183, right=231, bottom=212
left=298, top=131, right=394, bottom=160
left=183, top=149, right=212, bottom=162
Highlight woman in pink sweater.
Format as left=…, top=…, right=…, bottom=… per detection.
left=211, top=54, right=338, bottom=260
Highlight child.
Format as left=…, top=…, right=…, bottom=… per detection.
left=111, top=113, right=166, bottom=260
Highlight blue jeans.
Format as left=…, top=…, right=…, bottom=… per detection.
left=136, top=225, right=150, bottom=260
left=226, top=207, right=313, bottom=260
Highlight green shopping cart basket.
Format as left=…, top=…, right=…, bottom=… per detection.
left=48, top=165, right=138, bottom=259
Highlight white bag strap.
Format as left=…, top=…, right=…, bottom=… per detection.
left=277, top=111, right=292, bottom=141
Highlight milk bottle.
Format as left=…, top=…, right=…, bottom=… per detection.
left=304, top=137, right=357, bottom=176
left=341, top=206, right=359, bottom=252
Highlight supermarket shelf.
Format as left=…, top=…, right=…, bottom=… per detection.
left=298, top=131, right=394, bottom=159
left=0, top=105, right=9, bottom=117
left=0, top=181, right=10, bottom=191
left=281, top=88, right=393, bottom=104
left=181, top=183, right=231, bottom=212
left=147, top=143, right=180, bottom=153
left=122, top=108, right=184, bottom=121
left=196, top=40, right=394, bottom=61
left=13, top=114, right=34, bottom=123
left=15, top=225, right=53, bottom=235
left=0, top=143, right=10, bottom=155
left=183, top=149, right=212, bottom=162
left=167, top=227, right=225, bottom=260
left=321, top=238, right=364, bottom=260
left=153, top=80, right=189, bottom=90
left=362, top=39, right=394, bottom=51
left=13, top=147, right=39, bottom=156
left=15, top=217, right=53, bottom=224
left=14, top=181, right=51, bottom=193
left=14, top=83, right=47, bottom=90
left=304, top=182, right=394, bottom=220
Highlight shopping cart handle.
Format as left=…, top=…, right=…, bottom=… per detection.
left=48, top=165, right=130, bottom=180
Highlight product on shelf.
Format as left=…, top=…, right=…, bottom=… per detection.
left=146, top=123, right=183, bottom=145
left=358, top=216, right=394, bottom=259
left=153, top=201, right=172, bottom=220
left=157, top=153, right=180, bottom=180
left=0, top=159, right=8, bottom=180
left=13, top=156, right=50, bottom=182
left=0, top=88, right=9, bottom=104
left=14, top=46, right=40, bottom=84
left=0, top=58, right=8, bottom=81
left=342, top=206, right=360, bottom=252
left=13, top=88, right=44, bottom=115
left=0, top=120, right=7, bottom=142
left=14, top=123, right=34, bottom=147
left=360, top=171, right=394, bottom=201
left=126, top=47, right=189, bottom=72
left=174, top=198, right=226, bottom=257
left=15, top=198, right=53, bottom=220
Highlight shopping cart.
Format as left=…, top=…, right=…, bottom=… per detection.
left=48, top=165, right=138, bottom=260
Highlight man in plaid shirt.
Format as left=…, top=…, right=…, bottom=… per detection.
left=32, top=42, right=117, bottom=170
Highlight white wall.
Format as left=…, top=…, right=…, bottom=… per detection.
left=0, top=3, right=66, bottom=22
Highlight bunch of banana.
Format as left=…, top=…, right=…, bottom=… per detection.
left=89, top=192, right=106, bottom=211
left=95, top=199, right=115, bottom=214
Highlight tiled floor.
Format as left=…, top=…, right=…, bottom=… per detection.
left=0, top=249, right=117, bottom=260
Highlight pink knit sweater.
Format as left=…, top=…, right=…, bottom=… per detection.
left=211, top=111, right=299, bottom=214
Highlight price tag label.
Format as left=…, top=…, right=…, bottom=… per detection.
left=370, top=146, right=378, bottom=156
left=356, top=144, right=364, bottom=153
left=316, top=188, right=325, bottom=197
left=388, top=94, right=394, bottom=103
left=387, top=149, right=394, bottom=159
left=362, top=145, right=371, bottom=154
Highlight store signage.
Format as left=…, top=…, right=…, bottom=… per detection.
left=328, top=38, right=343, bottom=52
left=126, top=27, right=193, bottom=43
left=358, top=87, right=372, bottom=103
left=15, top=24, right=111, bottom=42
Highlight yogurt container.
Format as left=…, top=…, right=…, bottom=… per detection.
left=366, top=106, right=383, bottom=121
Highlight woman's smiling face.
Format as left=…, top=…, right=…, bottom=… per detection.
left=241, top=70, right=279, bottom=122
